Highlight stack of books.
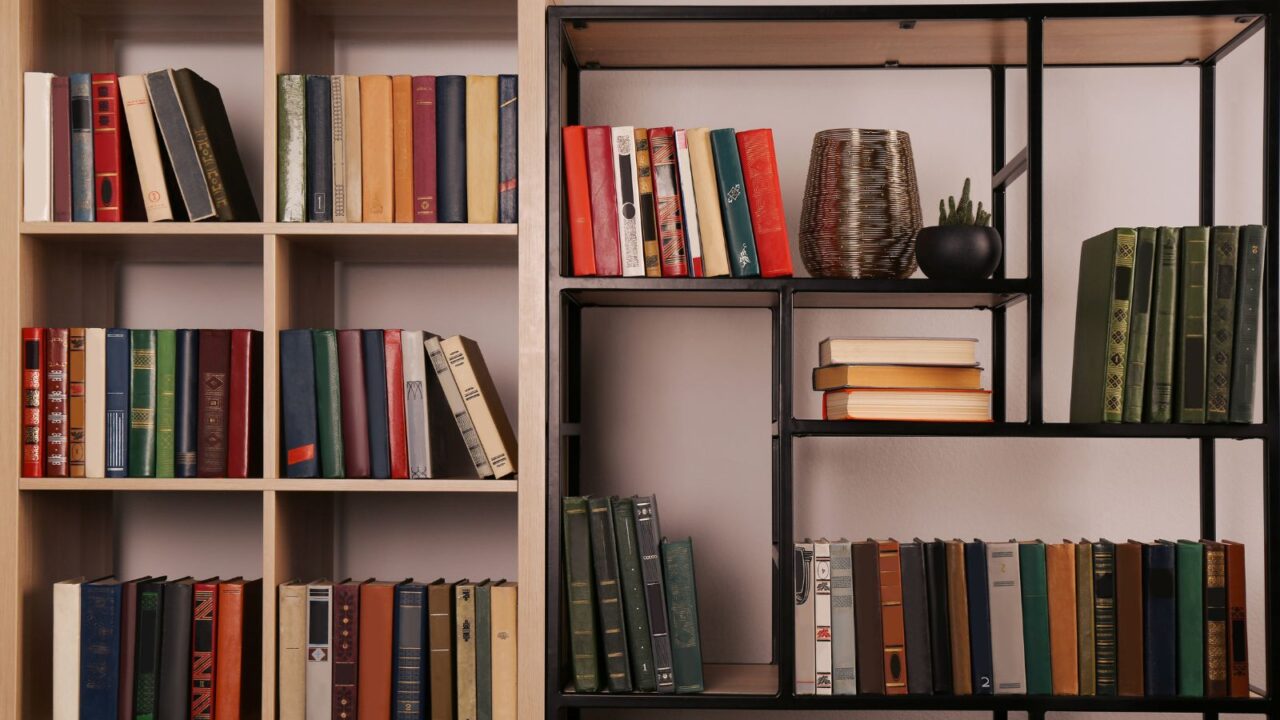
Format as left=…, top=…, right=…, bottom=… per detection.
left=1070, top=225, right=1268, bottom=423
left=23, top=70, right=258, bottom=222
left=21, top=328, right=263, bottom=479
left=795, top=538, right=1248, bottom=698
left=277, top=74, right=517, bottom=224
left=562, top=125, right=794, bottom=278
left=816, top=338, right=992, bottom=422
left=561, top=495, right=704, bottom=694
left=278, top=578, right=517, bottom=720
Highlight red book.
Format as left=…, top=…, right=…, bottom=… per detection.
left=226, top=330, right=261, bottom=479
left=412, top=76, right=437, bottom=223
left=91, top=73, right=124, bottom=222
left=736, top=129, right=794, bottom=278
left=52, top=77, right=71, bottom=221
left=333, top=580, right=367, bottom=718
left=22, top=328, right=44, bottom=477
left=383, top=330, right=409, bottom=478
left=338, top=330, right=371, bottom=478
left=197, top=330, right=231, bottom=477
left=44, top=328, right=69, bottom=477
left=191, top=578, right=220, bottom=720
left=562, top=126, right=597, bottom=276
left=584, top=126, right=621, bottom=276
left=648, top=127, right=688, bottom=277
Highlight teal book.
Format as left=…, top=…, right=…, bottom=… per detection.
left=311, top=329, right=344, bottom=478
left=1178, top=227, right=1211, bottom=423
left=708, top=128, right=760, bottom=277
left=476, top=580, right=494, bottom=720
left=1229, top=225, right=1267, bottom=422
left=561, top=496, right=600, bottom=692
left=1206, top=226, right=1240, bottom=422
left=154, top=330, right=177, bottom=478
left=662, top=537, right=704, bottom=693
left=1069, top=228, right=1138, bottom=422
left=1018, top=541, right=1052, bottom=694
left=1145, top=227, right=1180, bottom=422
left=128, top=329, right=157, bottom=477
left=1175, top=540, right=1204, bottom=695
left=613, top=497, right=657, bottom=691
left=1123, top=228, right=1157, bottom=422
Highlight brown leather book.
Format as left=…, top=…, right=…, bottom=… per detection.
left=1222, top=540, right=1249, bottom=697
left=117, top=576, right=148, bottom=720
left=876, top=539, right=908, bottom=694
left=428, top=579, right=456, bottom=719
left=1045, top=541, right=1079, bottom=695
left=1075, top=540, right=1096, bottom=695
left=215, top=578, right=262, bottom=720
left=358, top=581, right=398, bottom=718
left=945, top=539, right=972, bottom=694
left=337, top=330, right=371, bottom=478
left=851, top=540, right=885, bottom=694
left=392, top=75, right=413, bottom=222
left=360, top=75, right=394, bottom=222
left=1116, top=540, right=1144, bottom=696
left=197, top=329, right=231, bottom=477
left=1204, top=540, right=1229, bottom=696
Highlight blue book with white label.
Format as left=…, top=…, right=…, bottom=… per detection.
left=106, top=328, right=130, bottom=477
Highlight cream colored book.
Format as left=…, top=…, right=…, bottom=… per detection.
left=490, top=582, right=518, bottom=720
left=685, top=128, right=730, bottom=277
left=23, top=72, right=53, bottom=222
left=306, top=581, right=333, bottom=719
left=440, top=335, right=517, bottom=478
left=465, top=75, right=499, bottom=223
left=344, top=75, right=362, bottom=222
left=85, top=328, right=106, bottom=478
left=118, top=75, right=174, bottom=221
left=456, top=581, right=478, bottom=720
left=819, top=337, right=980, bottom=367
left=53, top=577, right=85, bottom=720
left=330, top=75, right=348, bottom=223
left=278, top=580, right=308, bottom=720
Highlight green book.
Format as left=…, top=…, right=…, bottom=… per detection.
left=154, top=330, right=177, bottom=478
left=128, top=329, right=157, bottom=477
left=1229, top=225, right=1268, bottom=422
left=1123, top=228, right=1157, bottom=422
left=561, top=496, right=600, bottom=692
left=612, top=497, right=657, bottom=691
left=588, top=496, right=632, bottom=692
left=1175, top=540, right=1205, bottom=696
left=133, top=578, right=166, bottom=720
left=1178, top=226, right=1211, bottom=423
left=311, top=329, right=344, bottom=478
left=1145, top=227, right=1181, bottom=422
left=708, top=128, right=760, bottom=278
left=1075, top=540, right=1096, bottom=695
left=662, top=537, right=704, bottom=694
left=476, top=579, right=494, bottom=720
left=1070, top=228, right=1138, bottom=422
left=1018, top=541, right=1052, bottom=694
left=277, top=74, right=306, bottom=222
left=1207, top=226, right=1240, bottom=422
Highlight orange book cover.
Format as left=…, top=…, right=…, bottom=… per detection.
left=392, top=75, right=413, bottom=222
left=360, top=76, right=394, bottom=222
left=877, top=539, right=908, bottom=694
left=1223, top=540, right=1249, bottom=697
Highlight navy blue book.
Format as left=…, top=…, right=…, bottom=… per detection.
left=106, top=328, right=130, bottom=477
left=280, top=329, right=320, bottom=478
left=361, top=330, right=391, bottom=478
left=305, top=75, right=333, bottom=222
left=393, top=581, right=428, bottom=720
left=965, top=539, right=995, bottom=694
left=174, top=329, right=199, bottom=478
left=80, top=578, right=122, bottom=719
left=1144, top=541, right=1177, bottom=696
left=497, top=74, right=518, bottom=224
left=436, top=75, right=467, bottom=223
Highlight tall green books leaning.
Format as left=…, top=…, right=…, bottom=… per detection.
left=1070, top=225, right=1267, bottom=424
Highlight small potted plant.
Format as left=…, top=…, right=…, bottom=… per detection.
left=915, top=178, right=1003, bottom=281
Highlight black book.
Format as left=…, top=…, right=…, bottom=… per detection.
left=361, top=330, right=391, bottom=478
left=393, top=581, right=428, bottom=717
left=172, top=69, right=260, bottom=221
left=497, top=74, right=518, bottom=224
left=157, top=576, right=195, bottom=718
left=132, top=576, right=167, bottom=717
left=901, top=540, right=933, bottom=694
left=305, top=75, right=333, bottom=222
left=174, top=329, right=199, bottom=478
left=1230, top=225, right=1268, bottom=422
left=145, top=70, right=216, bottom=220
left=436, top=75, right=467, bottom=223
left=587, top=497, right=632, bottom=692
left=633, top=495, right=675, bottom=693
left=280, top=329, right=319, bottom=478
left=964, top=540, right=994, bottom=694
left=924, top=539, right=953, bottom=694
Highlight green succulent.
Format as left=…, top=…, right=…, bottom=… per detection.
left=937, top=177, right=991, bottom=227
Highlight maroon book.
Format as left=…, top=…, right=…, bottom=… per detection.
left=117, top=576, right=147, bottom=720
left=52, top=77, right=71, bottom=221
left=337, top=330, right=371, bottom=477
left=197, top=330, right=231, bottom=477
left=226, top=330, right=262, bottom=479
left=333, top=580, right=366, bottom=718
left=44, top=328, right=69, bottom=477
left=412, top=76, right=437, bottom=223
left=584, top=126, right=621, bottom=276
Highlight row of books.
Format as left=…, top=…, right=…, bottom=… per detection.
left=24, top=70, right=258, bottom=223
left=816, top=337, right=992, bottom=422
left=21, top=328, right=263, bottom=479
left=279, top=330, right=516, bottom=480
left=53, top=576, right=262, bottom=720
left=562, top=125, right=794, bottom=279
left=561, top=495, right=703, bottom=694
left=795, top=538, right=1249, bottom=698
left=1070, top=225, right=1269, bottom=424
left=278, top=74, right=517, bottom=224
left=278, top=579, right=518, bottom=720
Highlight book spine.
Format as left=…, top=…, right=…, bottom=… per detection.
left=226, top=330, right=260, bottom=478
left=1179, top=226, right=1211, bottom=422
left=1143, top=543, right=1177, bottom=695
left=306, top=75, right=333, bottom=222
left=1116, top=542, right=1144, bottom=696
left=709, top=128, right=761, bottom=277
left=359, top=75, right=393, bottom=222
left=85, top=329, right=106, bottom=477
left=338, top=329, right=372, bottom=477
left=22, top=329, right=44, bottom=476
left=277, top=584, right=306, bottom=720
left=331, top=75, right=348, bottom=222
left=878, top=539, right=908, bottom=694
left=985, top=542, right=1025, bottom=694
left=686, top=128, right=731, bottom=277
left=794, top=543, right=816, bottom=695
left=476, top=583, right=493, bottom=720
left=91, top=74, right=123, bottom=221
left=69, top=73, right=94, bottom=221
left=23, top=73, right=54, bottom=221
left=79, top=584, right=122, bottom=719
left=611, top=126, right=646, bottom=276
left=105, top=328, right=129, bottom=477
left=562, top=497, right=600, bottom=691
left=117, top=581, right=140, bottom=720
left=119, top=75, right=174, bottom=222
left=490, top=583, right=518, bottom=720
left=197, top=329, right=231, bottom=477
left=191, top=582, right=219, bottom=720
left=68, top=328, right=86, bottom=477
left=649, top=127, right=689, bottom=277
left=1205, top=542, right=1229, bottom=696
left=393, top=75, right=414, bottom=223
left=53, top=581, right=81, bottom=720
left=384, top=330, right=409, bottom=478
left=813, top=541, right=833, bottom=695
left=52, top=76, right=71, bottom=221
left=361, top=330, right=392, bottom=479
left=674, top=130, right=705, bottom=277
left=1225, top=542, right=1249, bottom=697
left=900, top=542, right=932, bottom=694
left=146, top=70, right=215, bottom=220
left=400, top=330, right=430, bottom=478
left=465, top=75, right=498, bottom=223
left=945, top=542, right=972, bottom=694
left=133, top=583, right=164, bottom=720
left=154, top=330, right=176, bottom=477
left=1207, top=226, right=1240, bottom=422
left=175, top=69, right=259, bottom=220
left=1018, top=542, right=1052, bottom=694
left=613, top=498, right=657, bottom=691
left=924, top=541, right=953, bottom=694
left=428, top=582, right=456, bottom=720
left=307, top=585, right=333, bottom=719
left=1105, top=230, right=1138, bottom=421
left=160, top=582, right=194, bottom=719
left=44, top=328, right=69, bottom=477
left=175, top=329, right=200, bottom=477
left=584, top=126, right=621, bottom=276
left=393, top=584, right=427, bottom=719
left=278, top=75, right=307, bottom=222
left=736, top=128, right=793, bottom=277
left=333, top=583, right=360, bottom=719
left=1176, top=542, right=1204, bottom=695
left=456, top=584, right=477, bottom=720
left=1093, top=541, right=1118, bottom=695
left=852, top=541, right=885, bottom=693
left=633, top=128, right=661, bottom=277
left=561, top=126, right=597, bottom=276
left=634, top=495, right=675, bottom=692
left=1146, top=228, right=1180, bottom=422
left=498, top=74, right=518, bottom=224
left=412, top=76, right=438, bottom=222
left=1047, top=542, right=1080, bottom=695
left=662, top=538, right=704, bottom=693
left=1230, top=226, right=1267, bottom=422
left=830, top=541, right=857, bottom=695
left=588, top=497, right=632, bottom=691
left=1123, top=228, right=1157, bottom=421
left=440, top=337, right=517, bottom=478
left=127, top=329, right=157, bottom=477
left=312, top=329, right=344, bottom=478
left=436, top=75, right=468, bottom=223
left=344, top=76, right=362, bottom=222
left=964, top=541, right=993, bottom=694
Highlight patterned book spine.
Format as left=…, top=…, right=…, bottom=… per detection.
left=70, top=73, right=94, bottom=221
left=1075, top=541, right=1096, bottom=695
left=561, top=497, right=599, bottom=692
left=794, top=543, right=816, bottom=695
left=190, top=582, right=219, bottom=720
left=68, top=328, right=86, bottom=477
left=497, top=74, right=518, bottom=224
left=709, top=128, right=761, bottom=277
left=879, top=540, right=908, bottom=694
left=154, top=330, right=176, bottom=478
left=44, top=328, right=69, bottom=477
left=80, top=582, right=122, bottom=719
left=128, top=329, right=157, bottom=477
left=830, top=541, right=857, bottom=695
left=588, top=497, right=632, bottom=691
left=1123, top=228, right=1157, bottom=421
left=197, top=330, right=231, bottom=477
left=400, top=330, right=429, bottom=478
left=333, top=583, right=361, bottom=719
left=22, top=329, right=44, bottom=477
left=634, top=496, right=675, bottom=692
left=1204, top=542, right=1228, bottom=696
left=343, top=76, right=362, bottom=221
left=1207, top=226, right=1240, bottom=422
left=662, top=539, right=704, bottom=694
left=277, top=75, right=307, bottom=222
left=611, top=126, right=645, bottom=277
left=1093, top=541, right=1118, bottom=695
left=674, top=129, right=704, bottom=277
left=1105, top=230, right=1138, bottom=421
left=392, top=584, right=427, bottom=719
left=736, top=128, right=794, bottom=277
left=134, top=582, right=164, bottom=720
left=412, top=76, right=437, bottom=222
left=105, top=328, right=129, bottom=477
left=649, top=127, right=689, bottom=277
left=813, top=541, right=833, bottom=695
left=1146, top=227, right=1180, bottom=422
left=91, top=74, right=124, bottom=221
left=331, top=75, right=348, bottom=222
left=1179, top=226, right=1211, bottom=422
left=308, top=583, right=334, bottom=718
left=1230, top=226, right=1267, bottom=422
left=456, top=583, right=477, bottom=720
left=633, top=128, right=661, bottom=277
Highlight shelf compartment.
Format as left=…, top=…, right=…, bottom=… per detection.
left=560, top=663, right=779, bottom=705
left=558, top=277, right=1029, bottom=309
left=21, top=226, right=264, bottom=263
left=793, top=420, right=1269, bottom=439
left=274, top=224, right=517, bottom=264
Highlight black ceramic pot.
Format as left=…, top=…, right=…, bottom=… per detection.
left=915, top=225, right=1003, bottom=281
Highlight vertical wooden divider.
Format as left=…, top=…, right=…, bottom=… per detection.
left=263, top=0, right=283, bottom=713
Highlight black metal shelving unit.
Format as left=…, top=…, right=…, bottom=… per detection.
left=544, top=2, right=1279, bottom=717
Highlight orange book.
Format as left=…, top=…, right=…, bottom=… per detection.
left=1223, top=540, right=1249, bottom=697
left=1046, top=541, right=1079, bottom=694
left=360, top=76, right=394, bottom=222
left=877, top=539, right=908, bottom=694
left=392, top=75, right=413, bottom=222
left=358, top=581, right=397, bottom=717
left=214, top=578, right=262, bottom=719
left=562, top=126, right=596, bottom=276
left=813, top=364, right=983, bottom=391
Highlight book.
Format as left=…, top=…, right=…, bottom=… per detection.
left=456, top=581, right=478, bottom=720
left=945, top=539, right=972, bottom=694
left=412, top=76, right=438, bottom=223
left=171, top=69, right=258, bottom=220
left=1207, top=226, right=1241, bottom=421
left=85, top=329, right=105, bottom=478
left=216, top=578, right=262, bottom=720
left=175, top=329, right=199, bottom=477
left=23, top=72, right=53, bottom=221
left=128, top=329, right=157, bottom=477
left=813, top=540, right=832, bottom=695
left=227, top=330, right=262, bottom=478
left=490, top=582, right=518, bottom=720
left=119, top=75, right=174, bottom=221
left=965, top=540, right=994, bottom=694
left=498, top=74, right=518, bottom=224
left=21, top=329, right=43, bottom=476
left=53, top=577, right=84, bottom=720
left=466, top=75, right=498, bottom=223
left=117, top=576, right=147, bottom=720
left=899, top=540, right=932, bottom=694
left=312, top=329, right=344, bottom=478
left=133, top=577, right=166, bottom=720
left=358, top=581, right=397, bottom=718
left=877, top=539, right=908, bottom=694
left=306, top=75, right=333, bottom=221
left=278, top=75, right=307, bottom=221
left=428, top=579, right=457, bottom=719
left=1230, top=225, right=1267, bottom=421
left=685, top=128, right=731, bottom=277
left=80, top=578, right=122, bottom=719
left=1204, top=540, right=1228, bottom=696
left=476, top=580, right=494, bottom=720
left=1116, top=541, right=1144, bottom=696
left=400, top=330, right=430, bottom=478
left=105, top=328, right=129, bottom=477
left=331, top=75, right=349, bottom=222
left=91, top=73, right=124, bottom=221
left=393, top=75, right=413, bottom=223
left=612, top=126, right=646, bottom=277
left=673, top=129, right=704, bottom=277
left=584, top=126, right=621, bottom=276
left=633, top=128, right=661, bottom=276
left=1092, top=539, right=1118, bottom=695
left=1144, top=542, right=1177, bottom=695
left=794, top=542, right=815, bottom=695
left=70, top=73, right=94, bottom=221
left=362, top=330, right=392, bottom=478
left=278, top=580, right=307, bottom=720
left=1123, top=227, right=1157, bottom=421
left=851, top=540, right=884, bottom=693
left=1045, top=541, right=1078, bottom=695
left=649, top=127, right=688, bottom=277
left=145, top=70, right=214, bottom=219
left=736, top=128, right=793, bottom=277
left=1178, top=226, right=1211, bottom=422
left=343, top=75, right=363, bottom=222
left=830, top=540, right=857, bottom=695
left=191, top=578, right=221, bottom=720
left=824, top=387, right=992, bottom=422
left=441, top=335, right=518, bottom=478
left=709, top=128, right=760, bottom=277
left=613, top=497, right=657, bottom=691
left=68, top=328, right=85, bottom=478
left=197, top=329, right=231, bottom=476
left=1018, top=541, right=1051, bottom=694
left=425, top=335, right=494, bottom=478
left=154, top=330, right=176, bottom=477
left=360, top=75, right=394, bottom=222
left=820, top=337, right=979, bottom=367
left=1146, top=227, right=1181, bottom=421
left=985, top=541, right=1024, bottom=694
left=1175, top=539, right=1205, bottom=695
left=384, top=330, right=409, bottom=478
left=329, top=579, right=362, bottom=719
left=1223, top=540, right=1249, bottom=696
left=52, top=76, right=70, bottom=221
left=561, top=497, right=599, bottom=692
left=436, top=75, right=467, bottom=223
left=338, top=329, right=371, bottom=477
left=307, top=581, right=334, bottom=718
left=662, top=538, right=704, bottom=693
left=634, top=495, right=675, bottom=692
left=1069, top=227, right=1138, bottom=422
left=159, top=577, right=195, bottom=720
left=923, top=540, right=953, bottom=694
left=814, top=364, right=983, bottom=391
left=394, top=582, right=428, bottom=718
left=588, top=497, right=632, bottom=691
left=562, top=126, right=597, bottom=275
left=45, top=328, right=69, bottom=477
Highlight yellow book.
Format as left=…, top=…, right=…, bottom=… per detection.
left=685, top=128, right=731, bottom=277
left=491, top=582, right=518, bottom=720
left=392, top=74, right=413, bottom=222
left=466, top=75, right=499, bottom=223
left=359, top=75, right=393, bottom=222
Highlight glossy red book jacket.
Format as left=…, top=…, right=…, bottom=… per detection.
left=22, top=328, right=44, bottom=477
left=562, top=126, right=597, bottom=276
left=384, top=330, right=409, bottom=479
left=52, top=77, right=71, bottom=221
left=91, top=73, right=124, bottom=222
left=649, top=127, right=689, bottom=277
left=584, top=126, right=621, bottom=276
left=226, top=330, right=261, bottom=479
left=412, top=76, right=438, bottom=223
left=44, top=328, right=69, bottom=477
left=737, top=129, right=794, bottom=278
left=190, top=579, right=220, bottom=720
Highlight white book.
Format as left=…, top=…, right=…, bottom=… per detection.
left=986, top=541, right=1026, bottom=694
left=830, top=539, right=857, bottom=695
left=611, top=126, right=646, bottom=277
left=53, top=577, right=85, bottom=720
left=814, top=540, right=833, bottom=695
left=794, top=542, right=816, bottom=695
left=402, top=330, right=431, bottom=478
left=344, top=76, right=362, bottom=222
left=425, top=335, right=494, bottom=478
left=440, top=335, right=517, bottom=478
left=306, top=581, right=333, bottom=719
left=118, top=75, right=174, bottom=221
left=84, top=329, right=106, bottom=478
left=24, top=72, right=54, bottom=222
left=331, top=76, right=348, bottom=222
left=674, top=130, right=704, bottom=276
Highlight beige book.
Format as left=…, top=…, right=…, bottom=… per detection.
left=306, top=580, right=333, bottom=719
left=685, top=128, right=730, bottom=277
left=85, top=328, right=106, bottom=478
left=456, top=581, right=477, bottom=720
left=118, top=75, right=174, bottom=221
left=23, top=72, right=52, bottom=222
left=490, top=582, right=518, bottom=720
left=53, top=578, right=85, bottom=720
left=465, top=76, right=499, bottom=223
left=986, top=541, right=1027, bottom=694
left=360, top=76, right=394, bottom=222
left=392, top=75, right=413, bottom=223
left=440, top=336, right=517, bottom=478
left=344, top=76, right=362, bottom=222
left=331, top=76, right=348, bottom=222
left=278, top=580, right=308, bottom=720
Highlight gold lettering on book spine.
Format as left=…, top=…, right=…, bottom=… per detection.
left=1206, top=548, right=1227, bottom=683
left=1105, top=233, right=1137, bottom=417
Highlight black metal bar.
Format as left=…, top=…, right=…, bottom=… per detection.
left=991, top=67, right=1008, bottom=423
left=1204, top=16, right=1266, bottom=65
left=992, top=146, right=1028, bottom=190
left=791, top=419, right=1267, bottom=439
left=545, top=12, right=566, bottom=715
left=1201, top=63, right=1216, bottom=226
left=1262, top=8, right=1280, bottom=709
left=1200, top=438, right=1217, bottom=539
left=1027, top=16, right=1045, bottom=424
left=777, top=287, right=795, bottom=694
left=993, top=711, right=1008, bottom=720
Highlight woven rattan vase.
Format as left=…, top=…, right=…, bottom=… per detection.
left=799, top=129, right=923, bottom=278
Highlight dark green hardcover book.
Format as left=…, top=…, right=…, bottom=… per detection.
left=662, top=537, right=704, bottom=693
left=1123, top=228, right=1157, bottom=422
left=1092, top=539, right=1118, bottom=695
left=1178, top=226, right=1211, bottom=423
left=476, top=579, right=494, bottom=720
left=612, top=497, right=657, bottom=691
left=1018, top=541, right=1052, bottom=694
left=1145, top=227, right=1180, bottom=422
left=709, top=128, right=760, bottom=278
left=561, top=496, right=600, bottom=692
left=1230, top=225, right=1268, bottom=423
left=1175, top=540, right=1205, bottom=696
left=1207, top=226, right=1240, bottom=422
left=128, top=329, right=157, bottom=477
left=154, top=330, right=176, bottom=478
left=311, top=329, right=344, bottom=478
left=1070, top=228, right=1138, bottom=423
left=133, top=577, right=166, bottom=720
left=588, top=496, right=632, bottom=692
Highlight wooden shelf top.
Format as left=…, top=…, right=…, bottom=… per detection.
left=18, top=478, right=518, bottom=493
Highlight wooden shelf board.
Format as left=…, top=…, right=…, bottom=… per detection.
left=18, top=478, right=265, bottom=492
left=17, top=478, right=519, bottom=493
left=268, top=478, right=518, bottom=492
left=793, top=420, right=1269, bottom=439
left=22, top=222, right=268, bottom=236
left=279, top=225, right=518, bottom=264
